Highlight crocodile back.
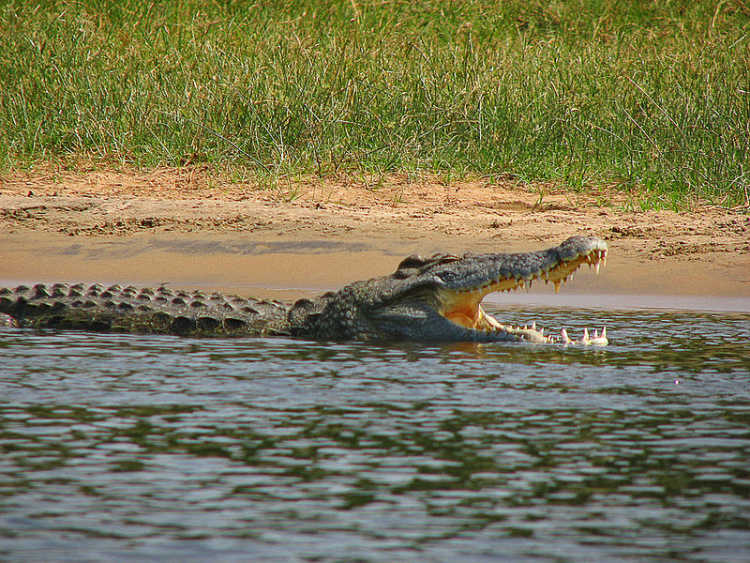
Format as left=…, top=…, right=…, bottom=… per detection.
left=0, top=283, right=290, bottom=337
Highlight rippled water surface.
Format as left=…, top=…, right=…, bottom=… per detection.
left=1, top=307, right=749, bottom=562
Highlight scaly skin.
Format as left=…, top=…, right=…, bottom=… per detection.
left=0, top=236, right=608, bottom=344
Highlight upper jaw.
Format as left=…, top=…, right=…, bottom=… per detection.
left=434, top=236, right=608, bottom=294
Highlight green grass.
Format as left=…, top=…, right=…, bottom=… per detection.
left=1, top=0, right=748, bottom=207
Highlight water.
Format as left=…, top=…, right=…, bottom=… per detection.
left=1, top=306, right=749, bottom=562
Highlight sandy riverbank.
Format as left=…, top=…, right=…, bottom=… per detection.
left=1, top=167, right=748, bottom=311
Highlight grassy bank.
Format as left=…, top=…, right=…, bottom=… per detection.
left=1, top=0, right=748, bottom=207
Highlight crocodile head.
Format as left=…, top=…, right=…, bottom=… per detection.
left=289, top=236, right=609, bottom=343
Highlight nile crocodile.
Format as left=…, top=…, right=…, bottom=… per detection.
left=0, top=235, right=608, bottom=344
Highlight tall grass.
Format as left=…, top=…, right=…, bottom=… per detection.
left=1, top=0, right=748, bottom=206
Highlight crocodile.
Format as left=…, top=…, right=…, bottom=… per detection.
left=0, top=235, right=608, bottom=344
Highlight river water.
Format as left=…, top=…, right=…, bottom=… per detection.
left=1, top=306, right=749, bottom=562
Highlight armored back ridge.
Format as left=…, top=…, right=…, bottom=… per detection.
left=0, top=284, right=290, bottom=337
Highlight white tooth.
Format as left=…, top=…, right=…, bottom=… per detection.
left=587, top=327, right=609, bottom=346
left=595, top=263, right=600, bottom=274
left=561, top=328, right=572, bottom=344
left=593, top=329, right=599, bottom=338
left=583, top=328, right=590, bottom=344
left=531, top=321, right=536, bottom=330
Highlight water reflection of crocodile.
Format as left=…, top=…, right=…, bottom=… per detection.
left=0, top=236, right=608, bottom=344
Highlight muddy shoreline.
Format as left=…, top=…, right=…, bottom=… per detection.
left=1, top=167, right=748, bottom=310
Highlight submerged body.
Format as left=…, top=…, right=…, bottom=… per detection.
left=0, top=236, right=608, bottom=344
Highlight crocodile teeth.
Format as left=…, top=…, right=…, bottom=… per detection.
left=559, top=326, right=609, bottom=346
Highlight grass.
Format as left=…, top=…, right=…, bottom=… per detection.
left=0, top=0, right=748, bottom=207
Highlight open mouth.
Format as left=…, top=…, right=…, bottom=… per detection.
left=437, top=246, right=609, bottom=345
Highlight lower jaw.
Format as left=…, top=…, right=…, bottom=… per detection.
left=472, top=316, right=608, bottom=346
left=441, top=297, right=608, bottom=345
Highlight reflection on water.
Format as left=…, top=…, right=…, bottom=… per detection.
left=1, top=307, right=749, bottom=561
